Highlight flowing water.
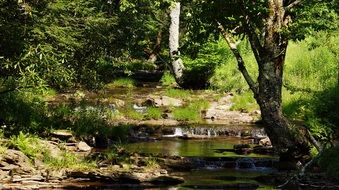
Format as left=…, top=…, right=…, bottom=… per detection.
left=124, top=125, right=278, bottom=189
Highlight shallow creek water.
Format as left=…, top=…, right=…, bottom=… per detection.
left=122, top=125, right=279, bottom=189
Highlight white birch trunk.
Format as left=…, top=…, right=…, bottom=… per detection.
left=169, top=2, right=184, bottom=83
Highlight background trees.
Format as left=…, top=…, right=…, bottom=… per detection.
left=0, top=0, right=338, bottom=160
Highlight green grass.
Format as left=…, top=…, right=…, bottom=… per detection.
left=107, top=78, right=136, bottom=88
left=165, top=88, right=192, bottom=100
left=230, top=91, right=259, bottom=112
left=172, top=99, right=209, bottom=122
left=173, top=107, right=200, bottom=121
left=10, top=132, right=46, bottom=159
left=43, top=152, right=96, bottom=170
left=122, top=108, right=144, bottom=120
left=160, top=71, right=176, bottom=86
left=145, top=107, right=163, bottom=120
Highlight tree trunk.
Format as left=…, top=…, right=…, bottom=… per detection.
left=255, top=0, right=310, bottom=160
left=147, top=30, right=162, bottom=63
left=169, top=2, right=185, bottom=85
left=256, top=56, right=309, bottom=160
left=219, top=0, right=311, bottom=161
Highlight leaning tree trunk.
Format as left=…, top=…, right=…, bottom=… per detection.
left=257, top=0, right=310, bottom=160
left=169, top=2, right=185, bottom=85
left=219, top=0, right=311, bottom=162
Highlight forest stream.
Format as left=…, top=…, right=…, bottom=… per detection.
left=0, top=84, right=337, bottom=190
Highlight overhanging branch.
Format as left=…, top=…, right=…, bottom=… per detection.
left=217, top=22, right=259, bottom=96
left=285, top=0, right=302, bottom=11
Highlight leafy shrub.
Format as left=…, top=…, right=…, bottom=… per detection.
left=10, top=132, right=45, bottom=159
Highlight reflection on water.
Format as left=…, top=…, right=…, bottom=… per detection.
left=124, top=137, right=273, bottom=158
left=175, top=168, right=277, bottom=190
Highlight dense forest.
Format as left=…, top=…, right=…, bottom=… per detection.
left=0, top=0, right=338, bottom=189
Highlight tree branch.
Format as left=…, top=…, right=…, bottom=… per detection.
left=217, top=22, right=259, bottom=96
left=285, top=0, right=302, bottom=11
left=239, top=0, right=263, bottom=63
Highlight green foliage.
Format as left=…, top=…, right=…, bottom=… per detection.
left=120, top=106, right=144, bottom=120
left=145, top=107, right=163, bottom=120
left=0, top=91, right=51, bottom=135
left=230, top=91, right=259, bottom=112
left=43, top=152, right=95, bottom=170
left=189, top=99, right=210, bottom=110
left=165, top=89, right=192, bottom=100
left=172, top=99, right=208, bottom=122
left=282, top=31, right=338, bottom=143
left=144, top=156, right=159, bottom=170
left=160, top=71, right=176, bottom=86
left=318, top=145, right=339, bottom=179
left=284, top=32, right=338, bottom=92
left=107, top=78, right=136, bottom=88
left=209, top=39, right=258, bottom=92
left=10, top=132, right=44, bottom=159
left=172, top=107, right=200, bottom=122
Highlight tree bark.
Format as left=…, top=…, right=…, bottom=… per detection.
left=147, top=29, right=162, bottom=63
left=169, top=2, right=185, bottom=85
left=256, top=0, right=310, bottom=160
left=219, top=0, right=311, bottom=161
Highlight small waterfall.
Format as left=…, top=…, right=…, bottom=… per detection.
left=163, top=127, right=184, bottom=137
left=235, top=158, right=256, bottom=169
left=161, top=125, right=268, bottom=139
left=174, top=127, right=183, bottom=136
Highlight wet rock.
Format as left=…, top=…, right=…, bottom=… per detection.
left=150, top=176, right=184, bottom=185
left=233, top=144, right=253, bottom=154
left=118, top=173, right=141, bottom=184
left=66, top=171, right=113, bottom=182
left=253, top=145, right=274, bottom=154
left=76, top=141, right=92, bottom=152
